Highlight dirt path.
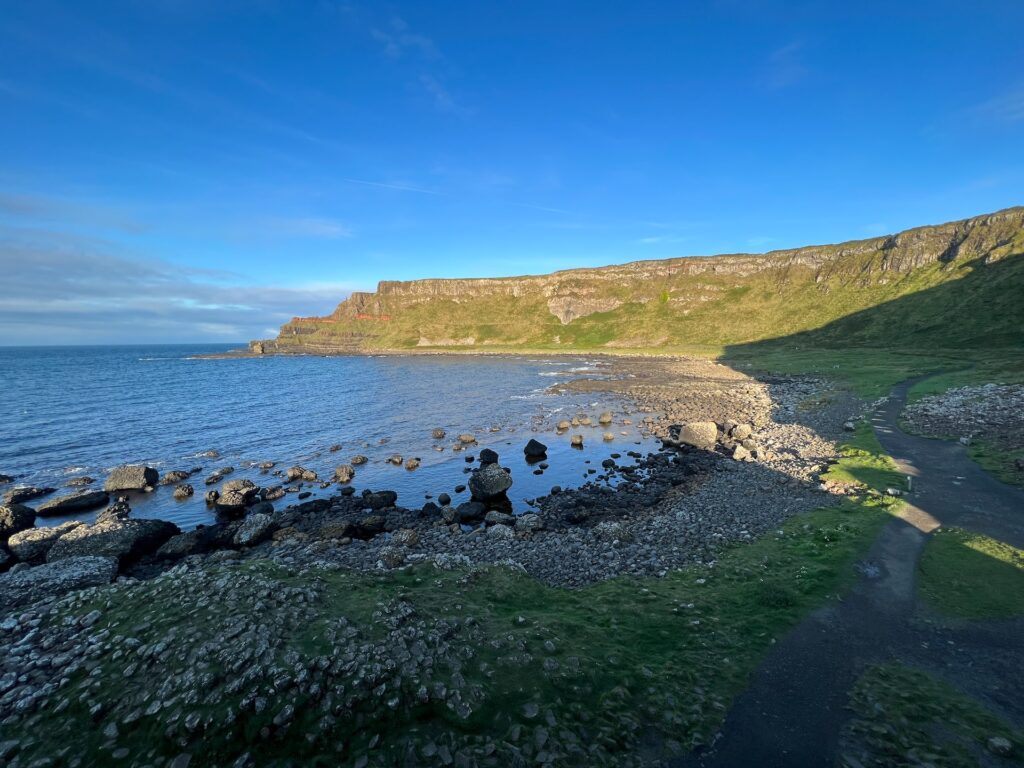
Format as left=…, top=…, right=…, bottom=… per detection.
left=676, top=379, right=1024, bottom=768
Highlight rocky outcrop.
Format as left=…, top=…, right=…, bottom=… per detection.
left=0, top=556, right=117, bottom=614
left=46, top=519, right=179, bottom=567
left=36, top=490, right=110, bottom=516
left=104, top=465, right=158, bottom=492
left=7, top=522, right=84, bottom=564
left=0, top=505, right=35, bottom=540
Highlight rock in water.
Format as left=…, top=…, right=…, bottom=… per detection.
left=598, top=411, right=614, bottom=425
left=46, top=519, right=180, bottom=567
left=286, top=466, right=318, bottom=482
left=158, top=470, right=191, bottom=486
left=351, top=455, right=368, bottom=465
left=680, top=422, right=719, bottom=449
left=365, top=490, right=398, bottom=510
left=556, top=420, right=571, bottom=432
left=95, top=496, right=132, bottom=524
left=469, top=463, right=513, bottom=500
left=432, top=428, right=446, bottom=439
left=173, top=484, right=194, bottom=499
left=404, top=457, right=421, bottom=470
left=0, top=504, right=36, bottom=539
left=334, top=464, right=355, bottom=483
left=459, top=434, right=477, bottom=444
left=104, top=465, right=159, bottom=492
left=36, top=490, right=110, bottom=516
left=0, top=556, right=117, bottom=613
left=523, top=439, right=548, bottom=459
left=234, top=514, right=275, bottom=546
left=3, top=486, right=55, bottom=505
left=6, top=522, right=84, bottom=564
left=479, top=448, right=499, bottom=465
left=570, top=434, right=584, bottom=447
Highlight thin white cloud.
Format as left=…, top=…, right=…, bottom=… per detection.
left=337, top=176, right=440, bottom=194
left=370, top=15, right=437, bottom=59
left=763, top=42, right=809, bottom=90
left=969, top=87, right=1024, bottom=125
left=264, top=216, right=353, bottom=239
left=418, top=73, right=472, bottom=116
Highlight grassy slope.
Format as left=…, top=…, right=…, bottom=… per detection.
left=844, top=663, right=1023, bottom=767
left=918, top=527, right=1024, bottom=619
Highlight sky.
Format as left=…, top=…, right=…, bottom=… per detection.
left=1, top=1, right=1023, bottom=344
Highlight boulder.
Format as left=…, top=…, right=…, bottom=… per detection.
left=262, top=486, right=286, bottom=501
left=391, top=528, right=419, bottom=547
left=104, top=465, right=158, bottom=492
left=286, top=466, right=318, bottom=482
left=328, top=444, right=342, bottom=453
left=730, top=423, right=753, bottom=441
left=438, top=493, right=451, bottom=506
left=156, top=524, right=235, bottom=560
left=95, top=497, right=132, bottom=525
left=65, top=476, right=94, bottom=487
left=570, top=434, right=584, bottom=447
left=36, top=490, right=110, bottom=516
left=598, top=411, right=614, bottom=425
left=217, top=479, right=259, bottom=511
left=0, top=474, right=12, bottom=484
left=459, top=434, right=477, bottom=444
left=365, top=490, right=398, bottom=510
left=484, top=510, right=515, bottom=526
left=469, top=463, right=513, bottom=500
left=603, top=432, right=615, bottom=441
left=487, top=523, right=514, bottom=540
left=404, top=457, right=421, bottom=470
left=7, top=522, right=84, bottom=564
left=732, top=445, right=751, bottom=462
left=556, top=420, right=571, bottom=431
left=351, top=455, right=368, bottom=465
left=204, top=490, right=220, bottom=504
left=233, top=514, right=275, bottom=547
left=159, top=470, right=191, bottom=486
left=47, top=518, right=180, bottom=566
left=680, top=422, right=719, bottom=450
left=334, top=465, right=355, bottom=483
left=386, top=455, right=404, bottom=466
left=456, top=501, right=487, bottom=522
left=523, top=439, right=548, bottom=459
left=479, top=448, right=499, bottom=465
left=3, top=486, right=55, bottom=505
left=432, top=428, right=446, bottom=439
left=173, top=484, right=194, bottom=499
left=0, top=556, right=117, bottom=613
left=0, top=504, right=36, bottom=540
left=515, top=514, right=543, bottom=533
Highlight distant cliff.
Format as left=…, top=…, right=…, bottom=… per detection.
left=252, top=207, right=1024, bottom=354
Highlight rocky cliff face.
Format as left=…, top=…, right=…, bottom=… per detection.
left=253, top=207, right=1024, bottom=354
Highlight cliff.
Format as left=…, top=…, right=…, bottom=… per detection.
left=253, top=206, right=1024, bottom=354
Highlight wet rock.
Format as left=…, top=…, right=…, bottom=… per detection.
left=334, top=465, right=355, bottom=483
left=458, top=434, right=477, bottom=444
left=95, top=496, right=132, bottom=524
left=234, top=514, right=275, bottom=547
left=484, top=511, right=514, bottom=526
left=65, top=476, right=94, bottom=487
left=680, top=422, right=718, bottom=449
left=6, top=522, right=83, bottom=564
left=598, top=411, right=613, bottom=425
left=438, top=493, right=451, bottom=506
left=405, top=457, right=421, bottom=470
left=365, top=490, right=398, bottom=510
left=173, top=484, right=194, bottom=499
left=0, top=474, right=11, bottom=484
left=351, top=455, right=368, bottom=465
left=47, top=518, right=180, bottom=567
left=36, top=490, right=110, bottom=516
left=0, top=504, right=36, bottom=540
left=469, top=464, right=513, bottom=500
left=479, top=448, right=499, bottom=465
left=104, top=465, right=158, bottom=492
left=456, top=501, right=486, bottom=522
left=570, top=434, right=584, bottom=447
left=0, top=556, right=117, bottom=613
left=387, top=454, right=404, bottom=466
left=205, top=490, right=220, bottom=504
left=328, top=443, right=342, bottom=453
left=556, top=420, right=571, bottom=431
left=432, top=428, right=446, bottom=439
left=156, top=524, right=233, bottom=560
left=987, top=736, right=1013, bottom=757
left=160, top=471, right=191, bottom=487
left=262, top=486, right=286, bottom=501
left=3, top=486, right=55, bottom=505
left=286, top=466, right=318, bottom=482
left=515, top=514, right=543, bottom=533
left=603, top=432, right=615, bottom=441
left=524, top=439, right=548, bottom=459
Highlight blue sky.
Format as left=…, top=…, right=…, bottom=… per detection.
left=2, top=0, right=1022, bottom=343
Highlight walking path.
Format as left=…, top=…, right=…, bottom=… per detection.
left=677, top=379, right=1024, bottom=767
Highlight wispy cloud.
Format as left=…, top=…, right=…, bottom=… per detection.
left=968, top=87, right=1024, bottom=126
left=0, top=191, right=147, bottom=233
left=0, top=227, right=353, bottom=343
left=763, top=42, right=809, bottom=89
left=262, top=216, right=353, bottom=239
left=636, top=235, right=691, bottom=245
left=370, top=15, right=437, bottom=59
left=418, top=73, right=472, bottom=116
left=338, top=176, right=440, bottom=194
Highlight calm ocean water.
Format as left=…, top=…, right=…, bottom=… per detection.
left=0, top=345, right=657, bottom=529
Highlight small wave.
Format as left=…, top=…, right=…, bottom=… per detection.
left=138, top=357, right=181, bottom=361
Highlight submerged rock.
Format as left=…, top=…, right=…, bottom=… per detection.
left=3, top=486, right=55, bottom=505
left=36, top=490, right=110, bottom=516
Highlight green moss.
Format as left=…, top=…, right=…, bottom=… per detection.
left=823, top=421, right=906, bottom=492
left=844, top=663, right=1023, bottom=767
left=918, top=527, right=1024, bottom=619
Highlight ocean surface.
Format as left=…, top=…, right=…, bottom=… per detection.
left=0, top=345, right=659, bottom=530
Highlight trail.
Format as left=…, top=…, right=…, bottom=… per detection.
left=678, top=379, right=1024, bottom=768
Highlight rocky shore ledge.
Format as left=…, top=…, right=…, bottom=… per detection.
left=0, top=358, right=866, bottom=766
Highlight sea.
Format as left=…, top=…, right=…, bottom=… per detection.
left=0, top=345, right=660, bottom=530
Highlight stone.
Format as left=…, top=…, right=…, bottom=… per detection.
left=0, top=474, right=11, bottom=484
left=479, top=448, right=499, bottom=465
left=3, top=486, right=55, bottom=505
left=484, top=510, right=514, bottom=526
left=387, top=454, right=404, bottom=465
left=95, top=497, right=132, bottom=524
left=0, top=556, right=117, bottom=613
left=36, top=490, right=110, bottom=516
left=391, top=528, right=419, bottom=547
left=456, top=501, right=486, bottom=522
left=173, top=484, right=194, bottom=499
left=234, top=514, right=275, bottom=547
left=469, top=463, right=513, bottom=500
left=365, top=490, right=398, bottom=510
left=987, top=736, right=1013, bottom=756
left=334, top=465, right=355, bottom=483
left=487, top=523, right=514, bottom=539
left=156, top=525, right=233, bottom=560
left=104, top=465, right=159, bottom=492
left=7, top=522, right=83, bottom=564
left=598, top=411, right=613, bottom=425
left=328, top=443, right=342, bottom=453
left=680, top=422, right=719, bottom=450
left=516, top=513, right=543, bottom=533
left=351, top=455, right=368, bottom=465
left=47, top=518, right=180, bottom=566
left=159, top=470, right=191, bottom=486
left=601, top=458, right=616, bottom=469
left=0, top=504, right=35, bottom=540
left=262, top=486, right=286, bottom=501
left=286, top=466, right=318, bottom=482
left=843, top=421, right=856, bottom=432
left=378, top=546, right=405, bottom=568
left=523, top=439, right=548, bottom=459
left=205, top=490, right=220, bottom=504
left=459, top=434, right=476, bottom=444
left=570, top=434, right=584, bottom=447
left=603, top=432, right=615, bottom=441
left=730, top=423, right=753, bottom=441
left=65, top=476, right=94, bottom=487
left=248, top=501, right=274, bottom=516
left=432, top=428, right=446, bottom=439
left=732, top=445, right=751, bottom=462
left=405, top=457, right=421, bottom=470
left=437, top=493, right=451, bottom=506
left=556, top=420, right=571, bottom=431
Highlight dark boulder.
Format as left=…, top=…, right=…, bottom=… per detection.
left=479, top=448, right=499, bottom=465
left=469, top=463, right=513, bottom=500
left=65, top=476, right=94, bottom=488
left=456, top=501, right=487, bottom=522
left=233, top=513, right=275, bottom=547
left=104, top=465, right=159, bottom=492
left=47, top=518, right=180, bottom=567
left=36, top=490, right=110, bottom=516
left=0, top=474, right=12, bottom=484
left=438, top=493, right=451, bottom=506
left=365, top=490, right=398, bottom=510
left=0, top=503, right=36, bottom=540
left=156, top=523, right=236, bottom=560
left=524, top=439, right=548, bottom=459
left=158, top=470, right=192, bottom=486
left=173, top=484, right=194, bottom=499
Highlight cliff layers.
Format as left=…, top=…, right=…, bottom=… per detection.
left=253, top=207, right=1024, bottom=354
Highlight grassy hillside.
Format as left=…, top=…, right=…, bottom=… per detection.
left=256, top=207, right=1024, bottom=356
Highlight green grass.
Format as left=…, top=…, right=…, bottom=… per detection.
left=823, top=421, right=906, bottom=492
left=918, top=527, right=1024, bottom=619
left=843, top=663, right=1023, bottom=767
